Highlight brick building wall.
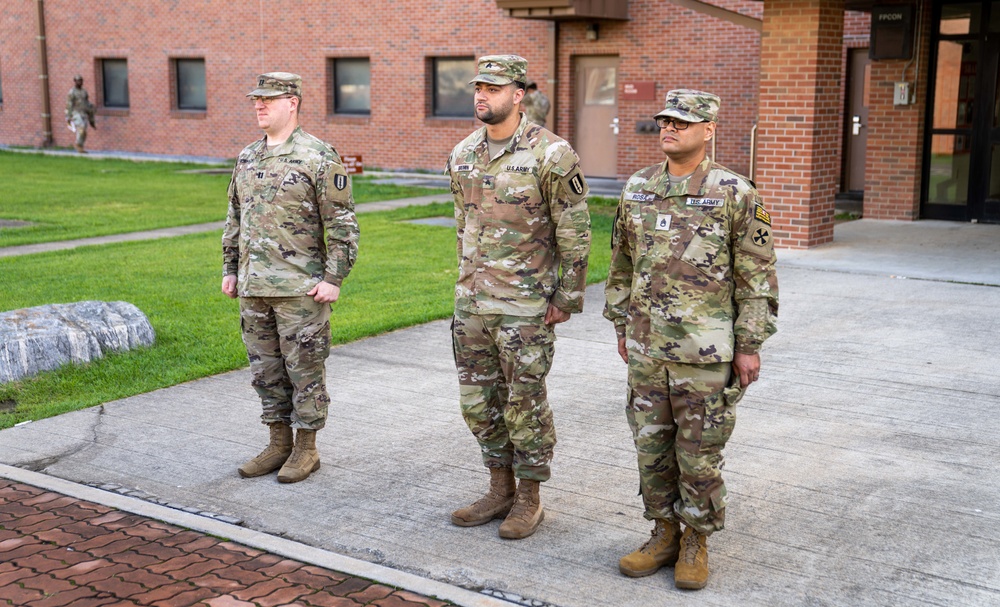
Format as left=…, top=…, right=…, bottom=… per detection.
left=1, top=0, right=765, bottom=179
left=554, top=0, right=762, bottom=179
left=863, top=1, right=931, bottom=220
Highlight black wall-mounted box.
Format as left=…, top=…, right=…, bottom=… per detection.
left=870, top=4, right=915, bottom=60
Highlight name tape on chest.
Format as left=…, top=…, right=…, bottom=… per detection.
left=505, top=165, right=531, bottom=173
left=655, top=214, right=672, bottom=231
left=455, top=163, right=474, bottom=173
left=625, top=192, right=656, bottom=202
left=687, top=197, right=724, bottom=207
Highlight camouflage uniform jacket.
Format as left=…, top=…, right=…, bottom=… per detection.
left=65, top=87, right=91, bottom=120
left=604, top=157, right=778, bottom=363
left=448, top=113, right=591, bottom=317
left=522, top=91, right=551, bottom=125
left=222, top=126, right=359, bottom=297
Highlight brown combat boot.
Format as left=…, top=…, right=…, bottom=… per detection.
left=498, top=479, right=544, bottom=539
left=674, top=526, right=709, bottom=590
left=451, top=467, right=516, bottom=526
left=238, top=423, right=292, bottom=478
left=277, top=429, right=321, bottom=483
left=619, top=519, right=681, bottom=577
left=74, top=144, right=86, bottom=154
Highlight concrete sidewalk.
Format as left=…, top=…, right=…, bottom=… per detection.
left=2, top=218, right=1000, bottom=606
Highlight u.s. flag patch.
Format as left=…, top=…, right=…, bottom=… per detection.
left=754, top=204, right=771, bottom=226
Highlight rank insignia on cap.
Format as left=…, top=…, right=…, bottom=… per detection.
left=753, top=227, right=770, bottom=246
left=754, top=204, right=771, bottom=226
left=334, top=174, right=347, bottom=191
left=259, top=78, right=265, bottom=86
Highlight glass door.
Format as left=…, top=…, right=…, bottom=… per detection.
left=924, top=1, right=1000, bottom=222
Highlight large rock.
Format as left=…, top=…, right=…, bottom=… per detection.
left=0, top=301, right=155, bottom=384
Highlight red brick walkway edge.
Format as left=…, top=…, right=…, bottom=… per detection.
left=0, top=479, right=456, bottom=607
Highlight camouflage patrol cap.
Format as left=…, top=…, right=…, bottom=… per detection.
left=246, top=72, right=302, bottom=98
left=469, top=55, right=527, bottom=86
left=654, top=89, right=721, bottom=123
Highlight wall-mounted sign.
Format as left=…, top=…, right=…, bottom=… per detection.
left=870, top=4, right=914, bottom=60
left=622, top=82, right=656, bottom=101
left=342, top=155, right=363, bottom=174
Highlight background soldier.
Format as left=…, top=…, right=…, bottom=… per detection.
left=447, top=55, right=591, bottom=539
left=66, top=75, right=95, bottom=153
left=521, top=80, right=551, bottom=127
left=222, top=72, right=359, bottom=484
left=604, top=90, right=778, bottom=589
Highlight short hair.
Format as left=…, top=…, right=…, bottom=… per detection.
left=526, top=82, right=538, bottom=91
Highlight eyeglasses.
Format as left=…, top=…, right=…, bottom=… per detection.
left=250, top=95, right=294, bottom=105
left=655, top=116, right=699, bottom=130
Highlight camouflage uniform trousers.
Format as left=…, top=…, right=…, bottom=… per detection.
left=452, top=309, right=557, bottom=482
left=626, top=351, right=744, bottom=535
left=239, top=296, right=332, bottom=430
left=70, top=112, right=88, bottom=146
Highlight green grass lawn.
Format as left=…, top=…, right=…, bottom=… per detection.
left=0, top=151, right=447, bottom=248
left=0, top=202, right=614, bottom=429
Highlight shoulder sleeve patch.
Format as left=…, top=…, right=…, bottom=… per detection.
left=740, top=224, right=773, bottom=260
left=754, top=203, right=771, bottom=226
left=560, top=167, right=588, bottom=203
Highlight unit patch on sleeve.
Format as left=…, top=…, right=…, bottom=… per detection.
left=754, top=203, right=772, bottom=226
left=686, top=197, right=724, bottom=207
left=334, top=174, right=347, bottom=191
left=560, top=168, right=587, bottom=202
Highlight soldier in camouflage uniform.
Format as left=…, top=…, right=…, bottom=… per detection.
left=222, top=72, right=359, bottom=484
left=521, top=81, right=551, bottom=127
left=447, top=55, right=591, bottom=539
left=66, top=75, right=95, bottom=153
left=604, top=90, right=778, bottom=589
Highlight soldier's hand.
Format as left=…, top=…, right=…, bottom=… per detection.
left=221, top=275, right=238, bottom=298
left=308, top=281, right=340, bottom=303
left=732, top=352, right=761, bottom=389
left=617, top=337, right=628, bottom=364
left=543, top=304, right=570, bottom=325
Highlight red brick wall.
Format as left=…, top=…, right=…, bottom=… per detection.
left=0, top=0, right=762, bottom=178
left=756, top=0, right=846, bottom=248
left=556, top=0, right=762, bottom=179
left=863, top=1, right=930, bottom=220
left=0, top=0, right=550, bottom=166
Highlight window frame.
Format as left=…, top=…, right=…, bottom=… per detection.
left=431, top=56, right=475, bottom=118
left=172, top=57, right=207, bottom=112
left=100, top=58, right=130, bottom=109
left=330, top=57, right=372, bottom=116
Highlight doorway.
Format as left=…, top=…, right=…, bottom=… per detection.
left=842, top=48, right=870, bottom=198
left=924, top=1, right=1000, bottom=222
left=574, top=56, right=619, bottom=178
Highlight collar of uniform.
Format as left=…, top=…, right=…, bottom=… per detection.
left=474, top=113, right=530, bottom=161
left=256, top=125, right=303, bottom=159
left=641, top=156, right=712, bottom=197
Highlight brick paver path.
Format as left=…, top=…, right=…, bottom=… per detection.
left=0, top=480, right=454, bottom=607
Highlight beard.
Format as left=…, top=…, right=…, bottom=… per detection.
left=477, top=98, right=515, bottom=125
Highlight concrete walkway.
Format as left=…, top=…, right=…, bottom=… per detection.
left=2, top=218, right=999, bottom=606
left=0, top=194, right=453, bottom=259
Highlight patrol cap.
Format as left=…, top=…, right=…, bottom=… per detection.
left=246, top=72, right=302, bottom=98
left=654, top=89, right=721, bottom=123
left=469, top=55, right=527, bottom=86
left=73, top=75, right=83, bottom=81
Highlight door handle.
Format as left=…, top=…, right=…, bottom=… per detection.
left=852, top=115, right=865, bottom=136
left=609, top=117, right=619, bottom=135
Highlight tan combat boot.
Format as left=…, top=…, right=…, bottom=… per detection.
left=451, top=467, right=516, bottom=527
left=498, top=479, right=544, bottom=539
left=674, top=526, right=709, bottom=590
left=619, top=519, right=681, bottom=577
left=277, top=429, right=321, bottom=483
left=238, top=423, right=292, bottom=478
left=74, top=144, right=86, bottom=154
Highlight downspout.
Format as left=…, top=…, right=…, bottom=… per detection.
left=549, top=20, right=559, bottom=133
left=36, top=0, right=53, bottom=147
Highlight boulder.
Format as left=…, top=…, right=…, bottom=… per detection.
left=0, top=301, right=155, bottom=384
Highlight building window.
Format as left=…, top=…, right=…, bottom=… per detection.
left=432, top=57, right=474, bottom=117
left=332, top=58, right=371, bottom=115
left=101, top=59, right=129, bottom=108
left=174, top=58, right=206, bottom=111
